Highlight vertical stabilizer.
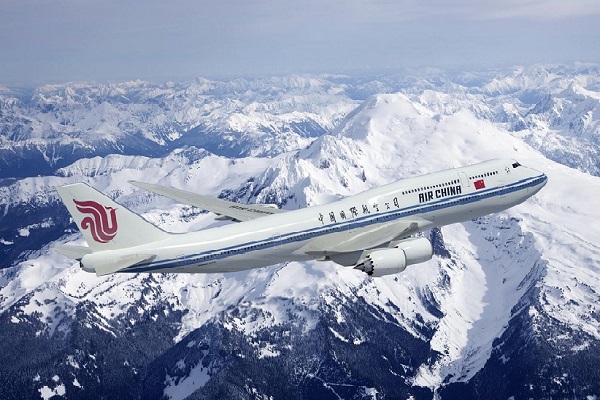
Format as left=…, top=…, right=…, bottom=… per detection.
left=56, top=183, right=170, bottom=252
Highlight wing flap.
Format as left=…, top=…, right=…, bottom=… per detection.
left=130, top=181, right=284, bottom=222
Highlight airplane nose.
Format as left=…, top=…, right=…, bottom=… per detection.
left=540, top=173, right=548, bottom=187
left=527, top=172, right=547, bottom=195
left=526, top=166, right=547, bottom=183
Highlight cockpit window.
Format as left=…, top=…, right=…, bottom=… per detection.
left=512, top=162, right=521, bottom=168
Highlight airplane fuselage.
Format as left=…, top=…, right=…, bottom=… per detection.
left=103, top=159, right=546, bottom=274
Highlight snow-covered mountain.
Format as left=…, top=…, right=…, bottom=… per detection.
left=0, top=76, right=356, bottom=179
left=2, top=65, right=598, bottom=180
left=0, top=65, right=599, bottom=399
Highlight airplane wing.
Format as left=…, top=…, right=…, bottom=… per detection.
left=301, top=219, right=424, bottom=255
left=54, top=244, right=92, bottom=260
left=130, top=181, right=285, bottom=222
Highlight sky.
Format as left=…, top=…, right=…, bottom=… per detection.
left=1, top=0, right=600, bottom=84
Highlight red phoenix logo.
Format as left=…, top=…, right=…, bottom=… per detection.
left=73, top=200, right=118, bottom=243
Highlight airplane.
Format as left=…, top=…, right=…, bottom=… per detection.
left=54, top=158, right=547, bottom=277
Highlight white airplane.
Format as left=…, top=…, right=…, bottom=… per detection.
left=55, top=159, right=547, bottom=277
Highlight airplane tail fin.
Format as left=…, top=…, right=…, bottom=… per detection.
left=56, top=183, right=170, bottom=252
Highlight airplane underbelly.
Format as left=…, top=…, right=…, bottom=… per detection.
left=196, top=242, right=312, bottom=273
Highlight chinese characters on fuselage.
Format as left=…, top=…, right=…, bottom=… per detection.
left=317, top=185, right=462, bottom=225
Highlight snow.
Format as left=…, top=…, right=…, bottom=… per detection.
left=39, top=384, right=66, bottom=399
left=1, top=75, right=357, bottom=160
left=414, top=216, right=544, bottom=386
left=66, top=355, right=80, bottom=369
left=164, top=362, right=210, bottom=400
left=363, top=387, right=379, bottom=399
left=329, top=327, right=350, bottom=343
left=0, top=255, right=72, bottom=313
left=39, top=377, right=66, bottom=400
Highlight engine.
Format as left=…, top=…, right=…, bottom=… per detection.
left=355, top=237, right=433, bottom=277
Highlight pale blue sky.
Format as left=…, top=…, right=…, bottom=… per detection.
left=2, top=0, right=600, bottom=84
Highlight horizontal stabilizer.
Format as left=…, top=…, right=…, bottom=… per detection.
left=94, top=254, right=155, bottom=276
left=53, top=244, right=92, bottom=260
left=130, top=181, right=285, bottom=222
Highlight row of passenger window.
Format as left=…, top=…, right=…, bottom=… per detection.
left=402, top=179, right=460, bottom=195
left=470, top=170, right=498, bottom=179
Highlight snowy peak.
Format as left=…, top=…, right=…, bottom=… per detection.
left=332, top=93, right=434, bottom=141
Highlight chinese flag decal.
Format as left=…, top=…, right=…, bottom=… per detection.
left=474, top=179, right=486, bottom=190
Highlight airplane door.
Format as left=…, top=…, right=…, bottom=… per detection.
left=459, top=172, right=470, bottom=188
left=459, top=172, right=472, bottom=217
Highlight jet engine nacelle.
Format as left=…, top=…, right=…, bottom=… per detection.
left=356, top=237, right=433, bottom=277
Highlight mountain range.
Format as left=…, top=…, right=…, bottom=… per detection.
left=0, top=64, right=599, bottom=399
